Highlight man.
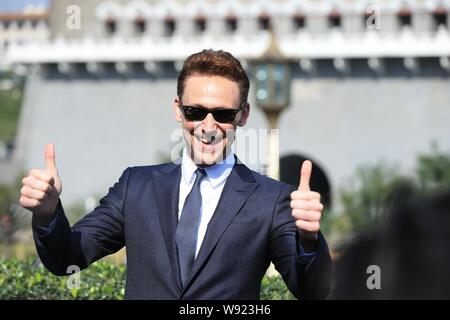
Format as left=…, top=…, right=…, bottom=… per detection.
left=20, top=49, right=332, bottom=299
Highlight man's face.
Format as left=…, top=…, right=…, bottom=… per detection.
left=173, top=75, right=249, bottom=166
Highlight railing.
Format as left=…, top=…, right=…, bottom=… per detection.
left=5, top=29, right=450, bottom=66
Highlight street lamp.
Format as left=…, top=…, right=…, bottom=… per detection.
left=249, top=26, right=292, bottom=180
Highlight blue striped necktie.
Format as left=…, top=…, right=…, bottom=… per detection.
left=176, top=168, right=206, bottom=286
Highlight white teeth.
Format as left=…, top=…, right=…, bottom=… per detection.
left=197, top=138, right=210, bottom=144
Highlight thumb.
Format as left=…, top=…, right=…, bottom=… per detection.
left=298, top=160, right=312, bottom=192
left=45, top=143, right=57, bottom=171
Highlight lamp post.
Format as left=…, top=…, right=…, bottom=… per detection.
left=249, top=26, right=292, bottom=180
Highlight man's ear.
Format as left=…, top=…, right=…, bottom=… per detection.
left=237, top=103, right=250, bottom=127
left=173, top=96, right=183, bottom=122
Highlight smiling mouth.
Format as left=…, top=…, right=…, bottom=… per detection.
left=197, top=137, right=217, bottom=148
left=200, top=136, right=216, bottom=144
left=191, top=135, right=221, bottom=154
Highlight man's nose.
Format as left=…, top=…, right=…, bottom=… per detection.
left=201, top=113, right=218, bottom=140
left=202, top=113, right=217, bottom=131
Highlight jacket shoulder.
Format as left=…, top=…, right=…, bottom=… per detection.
left=247, top=167, right=296, bottom=194
left=124, top=162, right=179, bottom=180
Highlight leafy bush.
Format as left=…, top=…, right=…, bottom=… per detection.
left=0, top=173, right=33, bottom=247
left=260, top=275, right=295, bottom=300
left=338, top=163, right=415, bottom=233
left=416, top=143, right=450, bottom=191
left=0, top=258, right=125, bottom=299
left=327, top=144, right=450, bottom=244
left=0, top=80, right=23, bottom=142
left=0, top=184, right=14, bottom=244
left=0, top=258, right=294, bottom=300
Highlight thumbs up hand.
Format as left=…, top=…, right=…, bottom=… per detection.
left=19, top=143, right=63, bottom=219
left=290, top=160, right=323, bottom=241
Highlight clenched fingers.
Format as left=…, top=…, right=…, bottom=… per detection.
left=295, top=220, right=320, bottom=232
left=290, top=199, right=323, bottom=211
left=19, top=196, right=40, bottom=208
left=20, top=185, right=48, bottom=201
left=291, top=209, right=322, bottom=222
left=22, top=176, right=52, bottom=194
left=28, top=169, right=54, bottom=186
left=291, top=190, right=321, bottom=201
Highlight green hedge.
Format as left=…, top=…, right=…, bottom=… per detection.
left=0, top=258, right=294, bottom=300
left=0, top=258, right=125, bottom=299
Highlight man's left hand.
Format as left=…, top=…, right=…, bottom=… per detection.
left=290, top=160, right=323, bottom=242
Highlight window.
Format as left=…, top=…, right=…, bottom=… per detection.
left=31, top=19, right=39, bottom=28
left=433, top=9, right=448, bottom=28
left=329, top=10, right=341, bottom=28
left=225, top=14, right=237, bottom=32
left=134, top=17, right=146, bottom=34
left=293, top=12, right=305, bottom=29
left=258, top=13, right=270, bottom=30
left=3, top=20, right=11, bottom=29
left=105, top=18, right=117, bottom=35
left=364, top=10, right=377, bottom=30
left=194, top=15, right=206, bottom=33
left=164, top=16, right=176, bottom=36
left=398, top=8, right=412, bottom=27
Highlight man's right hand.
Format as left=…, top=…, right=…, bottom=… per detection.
left=19, top=143, right=63, bottom=223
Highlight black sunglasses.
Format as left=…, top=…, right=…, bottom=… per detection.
left=179, top=104, right=245, bottom=124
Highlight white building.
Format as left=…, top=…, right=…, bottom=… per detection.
left=0, top=5, right=49, bottom=70
left=3, top=0, right=450, bottom=209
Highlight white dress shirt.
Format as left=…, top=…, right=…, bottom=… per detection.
left=179, top=148, right=235, bottom=257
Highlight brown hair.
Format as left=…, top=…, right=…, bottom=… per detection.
left=177, top=49, right=250, bottom=105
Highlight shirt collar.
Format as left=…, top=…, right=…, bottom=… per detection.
left=181, top=148, right=235, bottom=188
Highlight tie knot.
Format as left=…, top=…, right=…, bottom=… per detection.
left=195, top=168, right=207, bottom=182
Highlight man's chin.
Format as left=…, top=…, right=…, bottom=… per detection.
left=193, top=153, right=221, bottom=166
left=189, top=148, right=226, bottom=166
left=185, top=138, right=230, bottom=166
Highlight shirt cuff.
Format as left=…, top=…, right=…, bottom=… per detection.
left=297, top=230, right=318, bottom=257
left=299, top=243, right=318, bottom=257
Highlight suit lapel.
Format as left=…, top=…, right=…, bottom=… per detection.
left=152, top=162, right=182, bottom=291
left=181, top=162, right=259, bottom=295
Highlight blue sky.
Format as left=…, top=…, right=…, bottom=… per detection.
left=0, top=0, right=50, bottom=13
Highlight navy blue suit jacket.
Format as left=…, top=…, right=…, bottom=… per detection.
left=32, top=160, right=332, bottom=299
